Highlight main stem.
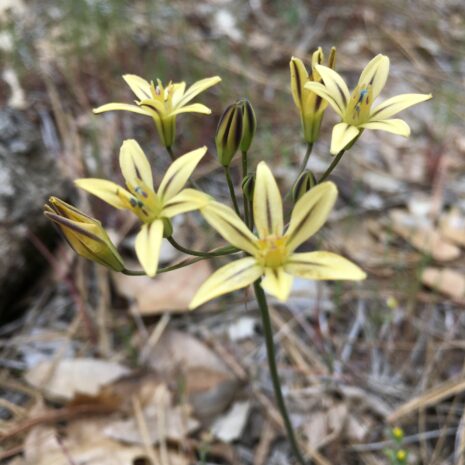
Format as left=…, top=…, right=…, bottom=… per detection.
left=253, top=281, right=307, bottom=465
left=318, top=149, right=345, bottom=183
left=224, top=166, right=241, bottom=216
left=298, top=142, right=313, bottom=175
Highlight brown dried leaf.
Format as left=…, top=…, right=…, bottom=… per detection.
left=114, top=260, right=211, bottom=315
left=421, top=267, right=465, bottom=301
left=25, top=358, right=130, bottom=402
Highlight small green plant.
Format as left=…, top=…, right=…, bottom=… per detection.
left=45, top=50, right=431, bottom=465
left=385, top=427, right=408, bottom=465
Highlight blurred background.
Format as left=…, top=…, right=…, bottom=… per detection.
left=1, top=0, right=465, bottom=464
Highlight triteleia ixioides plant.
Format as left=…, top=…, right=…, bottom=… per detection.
left=44, top=50, right=431, bottom=465
left=304, top=54, right=432, bottom=155
left=93, top=75, right=221, bottom=150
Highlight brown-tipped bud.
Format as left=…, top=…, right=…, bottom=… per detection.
left=44, top=197, right=125, bottom=272
left=292, top=170, right=316, bottom=203
left=241, top=172, right=255, bottom=202
left=215, top=103, right=243, bottom=167
left=237, top=99, right=257, bottom=152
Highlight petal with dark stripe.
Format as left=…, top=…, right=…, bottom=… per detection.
left=286, top=182, right=337, bottom=253
left=189, top=257, right=262, bottom=309
left=330, top=122, right=360, bottom=155
left=158, top=146, right=207, bottom=202
left=285, top=251, right=366, bottom=280
left=253, top=162, right=284, bottom=239
left=261, top=267, right=293, bottom=301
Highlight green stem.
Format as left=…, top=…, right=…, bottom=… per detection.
left=241, top=150, right=248, bottom=179
left=253, top=281, right=307, bottom=465
left=166, top=146, right=176, bottom=161
left=317, top=149, right=345, bottom=183
left=298, top=143, right=313, bottom=175
left=168, top=236, right=237, bottom=257
left=122, top=255, right=205, bottom=276
left=224, top=166, right=241, bottom=216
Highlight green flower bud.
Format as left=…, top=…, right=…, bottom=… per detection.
left=215, top=103, right=243, bottom=167
left=44, top=197, right=125, bottom=272
left=237, top=99, right=257, bottom=152
left=290, top=47, right=337, bottom=143
left=291, top=170, right=316, bottom=203
left=241, top=172, right=256, bottom=202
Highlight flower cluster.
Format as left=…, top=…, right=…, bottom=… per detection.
left=45, top=49, right=431, bottom=308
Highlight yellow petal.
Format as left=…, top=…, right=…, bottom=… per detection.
left=360, top=118, right=410, bottom=137
left=170, top=103, right=212, bottom=116
left=135, top=220, right=163, bottom=277
left=119, top=139, right=153, bottom=190
left=304, top=81, right=344, bottom=117
left=261, top=267, right=293, bottom=302
left=158, top=146, right=207, bottom=202
left=162, top=188, right=212, bottom=218
left=357, top=54, right=390, bottom=99
left=290, top=57, right=308, bottom=110
left=176, top=76, right=222, bottom=107
left=330, top=122, right=360, bottom=155
left=285, top=251, right=366, bottom=280
left=92, top=103, right=151, bottom=116
left=122, top=74, right=152, bottom=100
left=170, top=82, right=187, bottom=106
left=286, top=181, right=337, bottom=253
left=74, top=178, right=130, bottom=210
left=189, top=257, right=262, bottom=309
left=370, top=93, right=432, bottom=120
left=314, top=64, right=350, bottom=110
left=201, top=201, right=258, bottom=256
left=253, top=162, right=284, bottom=238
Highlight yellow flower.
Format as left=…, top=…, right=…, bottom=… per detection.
left=189, top=162, right=365, bottom=308
left=93, top=74, right=221, bottom=148
left=44, top=197, right=125, bottom=271
left=75, top=140, right=209, bottom=277
left=290, top=47, right=336, bottom=143
left=304, top=54, right=432, bottom=154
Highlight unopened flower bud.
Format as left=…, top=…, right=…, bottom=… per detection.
left=215, top=103, right=243, bottom=167
left=241, top=173, right=256, bottom=202
left=290, top=47, right=337, bottom=143
left=292, top=170, right=316, bottom=203
left=44, top=197, right=125, bottom=271
left=237, top=99, right=257, bottom=152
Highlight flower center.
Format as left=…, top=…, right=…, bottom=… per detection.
left=345, top=84, right=373, bottom=125
left=256, top=236, right=288, bottom=268
left=125, top=180, right=161, bottom=223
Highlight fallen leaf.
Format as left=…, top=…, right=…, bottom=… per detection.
left=421, top=267, right=465, bottom=301
left=103, top=405, right=199, bottom=444
left=210, top=401, right=251, bottom=443
left=114, top=260, right=211, bottom=314
left=25, top=358, right=130, bottom=401
left=439, top=209, right=465, bottom=247
left=147, top=330, right=239, bottom=421
left=390, top=209, right=460, bottom=262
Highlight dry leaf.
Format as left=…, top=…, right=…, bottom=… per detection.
left=114, top=260, right=211, bottom=315
left=147, top=330, right=239, bottom=421
left=439, top=209, right=465, bottom=247
left=25, top=358, right=130, bottom=401
left=421, top=267, right=465, bottom=301
left=210, top=401, right=251, bottom=442
left=390, top=209, right=460, bottom=261
left=103, top=405, right=199, bottom=444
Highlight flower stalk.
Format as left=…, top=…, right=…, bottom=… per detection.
left=253, top=280, right=307, bottom=465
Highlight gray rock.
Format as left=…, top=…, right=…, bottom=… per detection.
left=0, top=108, right=68, bottom=321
